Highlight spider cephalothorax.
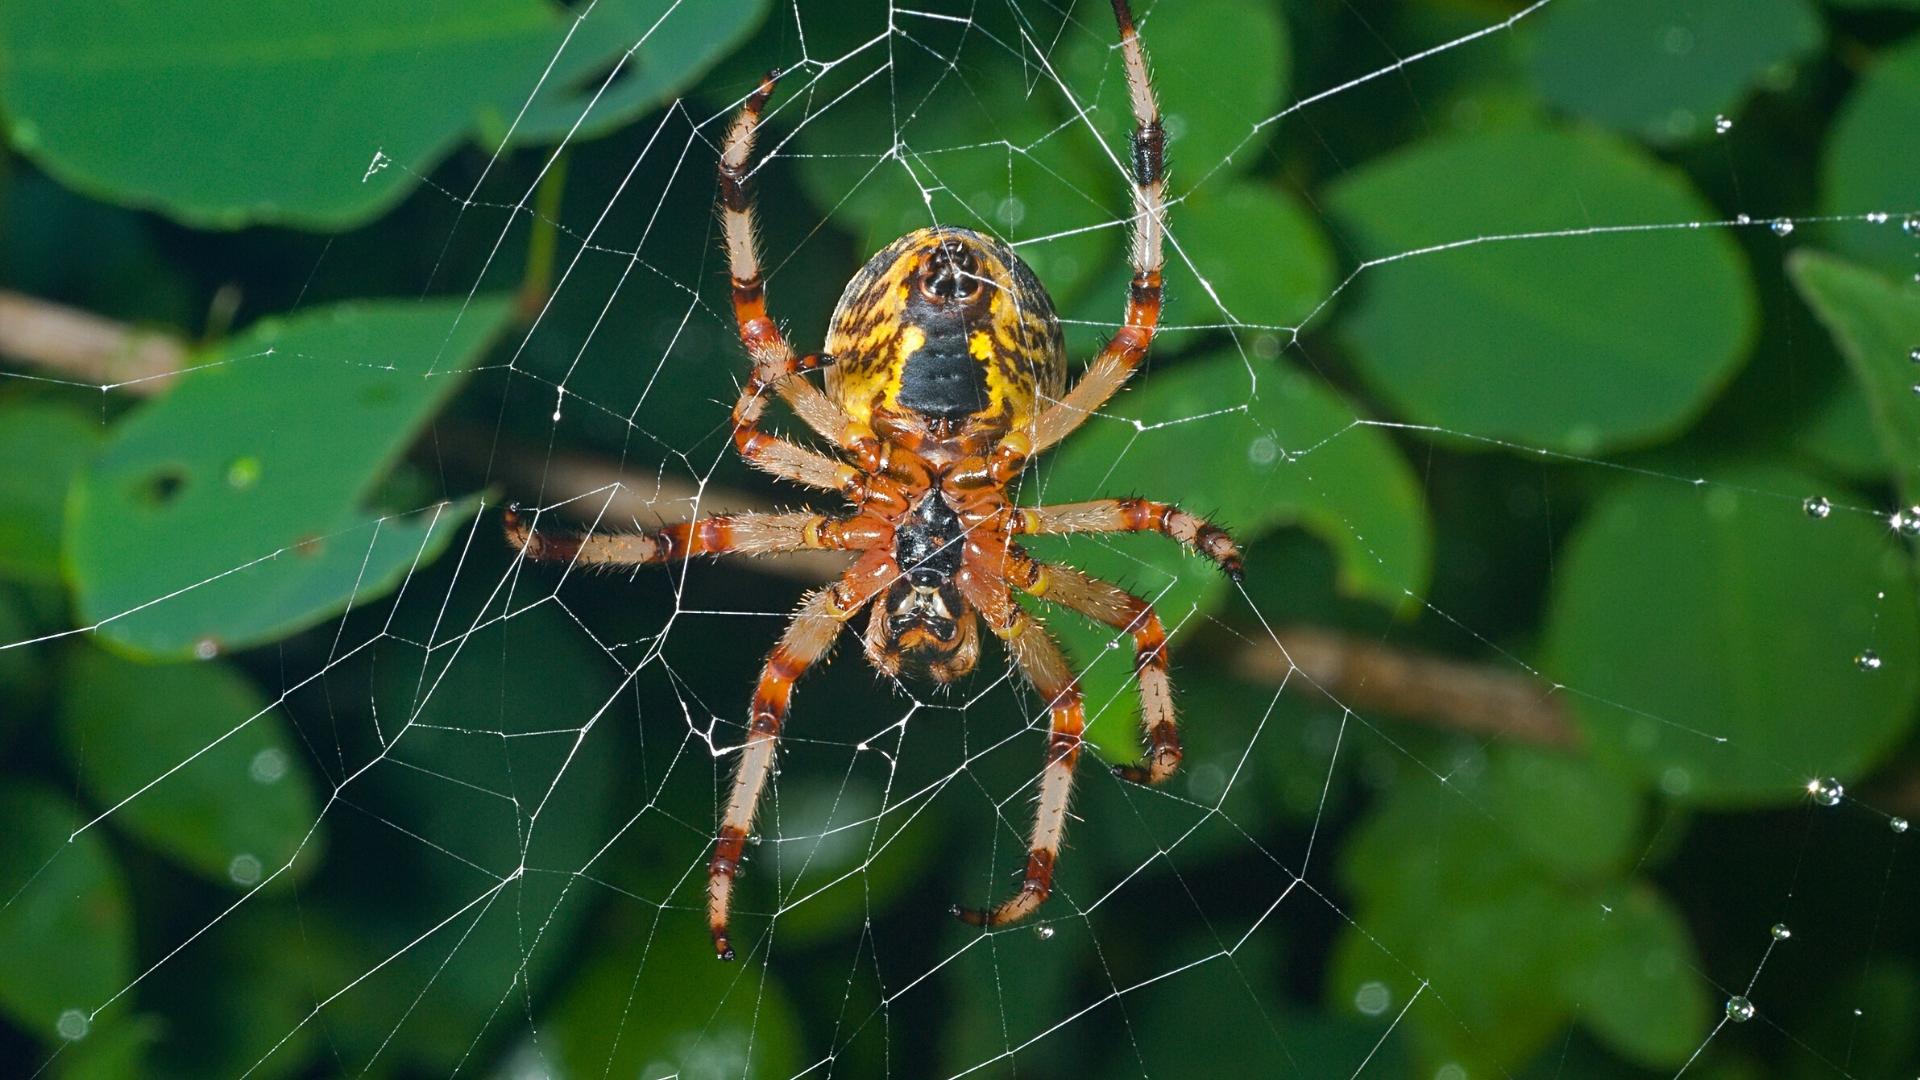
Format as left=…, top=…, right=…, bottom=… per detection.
left=507, top=0, right=1241, bottom=961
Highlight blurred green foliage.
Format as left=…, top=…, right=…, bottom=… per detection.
left=1, top=0, right=1918, bottom=1077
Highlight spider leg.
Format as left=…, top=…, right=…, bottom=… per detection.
left=504, top=507, right=884, bottom=568
left=709, top=550, right=893, bottom=960
left=953, top=590, right=1085, bottom=929
left=1009, top=551, right=1180, bottom=785
left=717, top=72, right=882, bottom=471
left=1029, top=0, right=1165, bottom=453
left=1015, top=498, right=1242, bottom=580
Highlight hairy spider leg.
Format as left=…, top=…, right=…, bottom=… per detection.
left=952, top=590, right=1086, bottom=928
left=717, top=70, right=885, bottom=472
left=1010, top=552, right=1180, bottom=785
left=504, top=506, right=886, bottom=568
left=1015, top=497, right=1243, bottom=581
left=1030, top=0, right=1167, bottom=453
left=709, top=549, right=896, bottom=960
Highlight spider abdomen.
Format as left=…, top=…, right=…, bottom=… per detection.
left=825, top=227, right=1066, bottom=437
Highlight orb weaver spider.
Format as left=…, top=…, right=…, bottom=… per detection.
left=505, top=0, right=1239, bottom=960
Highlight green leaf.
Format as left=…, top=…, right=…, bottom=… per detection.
left=1525, top=0, right=1823, bottom=145
left=1561, top=884, right=1711, bottom=1068
left=1326, top=124, right=1758, bottom=453
left=1168, top=180, right=1334, bottom=328
left=1029, top=349, right=1430, bottom=742
left=1788, top=252, right=1920, bottom=506
left=0, top=0, right=767, bottom=229
left=1543, top=467, right=1920, bottom=805
left=1820, top=35, right=1920, bottom=277
left=1484, top=746, right=1642, bottom=880
left=0, top=399, right=102, bottom=584
left=0, top=786, right=133, bottom=1041
left=1794, top=377, right=1891, bottom=482
left=67, top=296, right=513, bottom=659
left=60, top=647, right=321, bottom=888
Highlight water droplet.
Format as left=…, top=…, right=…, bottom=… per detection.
left=1770, top=923, right=1792, bottom=941
left=250, top=747, right=289, bottom=784
left=228, top=853, right=263, bottom=886
left=1735, top=213, right=1753, bottom=226
left=1904, top=216, right=1920, bottom=236
left=1034, top=924, right=1055, bottom=940
left=1891, top=817, right=1910, bottom=834
left=193, top=637, right=220, bottom=661
left=1713, top=114, right=1733, bottom=134
left=1802, top=496, right=1832, bottom=519
left=1867, top=211, right=1889, bottom=225
left=1855, top=650, right=1883, bottom=672
left=1770, top=218, right=1795, bottom=237
left=1900, top=508, right=1920, bottom=537
left=56, top=1009, right=89, bottom=1041
left=1808, top=777, right=1845, bottom=806
left=1909, top=347, right=1920, bottom=364
left=1726, top=996, right=1756, bottom=1022
left=1353, top=980, right=1393, bottom=1017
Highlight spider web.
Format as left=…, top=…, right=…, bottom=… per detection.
left=4, top=1, right=1918, bottom=1077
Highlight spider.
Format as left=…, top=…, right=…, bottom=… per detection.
left=505, top=0, right=1239, bottom=961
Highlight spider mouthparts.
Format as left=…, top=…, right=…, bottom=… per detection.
left=714, top=940, right=736, bottom=962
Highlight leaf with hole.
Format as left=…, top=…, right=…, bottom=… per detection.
left=66, top=296, right=513, bottom=659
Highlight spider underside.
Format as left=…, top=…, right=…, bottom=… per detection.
left=506, top=0, right=1241, bottom=961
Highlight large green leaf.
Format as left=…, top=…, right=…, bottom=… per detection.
left=1524, top=0, right=1823, bottom=144
left=61, top=647, right=321, bottom=888
left=1819, top=35, right=1920, bottom=277
left=0, top=787, right=133, bottom=1043
left=1332, top=759, right=1703, bottom=1073
left=66, top=296, right=513, bottom=659
left=1543, top=467, right=1920, bottom=805
left=0, top=0, right=767, bottom=229
left=1027, top=349, right=1430, bottom=742
left=0, top=399, right=102, bottom=584
left=1165, top=179, right=1334, bottom=329
left=1788, top=252, right=1920, bottom=506
left=1326, top=124, right=1757, bottom=453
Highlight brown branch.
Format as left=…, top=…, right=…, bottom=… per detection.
left=1231, top=628, right=1579, bottom=749
left=0, top=289, right=187, bottom=393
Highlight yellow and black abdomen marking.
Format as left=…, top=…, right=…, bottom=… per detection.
left=825, top=227, right=1065, bottom=434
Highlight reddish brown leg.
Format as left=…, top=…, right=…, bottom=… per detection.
left=952, top=579, right=1085, bottom=928
left=1015, top=497, right=1242, bottom=581
left=709, top=551, right=894, bottom=960
left=504, top=506, right=884, bottom=568
left=1030, top=0, right=1165, bottom=453
left=1010, top=552, right=1180, bottom=785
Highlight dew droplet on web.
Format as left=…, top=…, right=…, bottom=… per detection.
left=1713, top=114, right=1733, bottom=134
left=1352, top=980, right=1392, bottom=1017
left=1769, top=218, right=1795, bottom=237
left=1725, top=996, right=1757, bottom=1022
left=1735, top=213, right=1753, bottom=226
left=1802, top=496, right=1831, bottom=519
left=1892, top=816, right=1911, bottom=834
left=1034, top=924, right=1055, bottom=940
left=229, top=853, right=263, bottom=885
left=1896, top=508, right=1920, bottom=537
left=56, top=1009, right=89, bottom=1041
left=1807, top=777, right=1845, bottom=806
left=1903, top=215, right=1920, bottom=236
left=1855, top=650, right=1882, bottom=672
left=1866, top=211, right=1888, bottom=224
left=1770, top=923, right=1792, bottom=941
